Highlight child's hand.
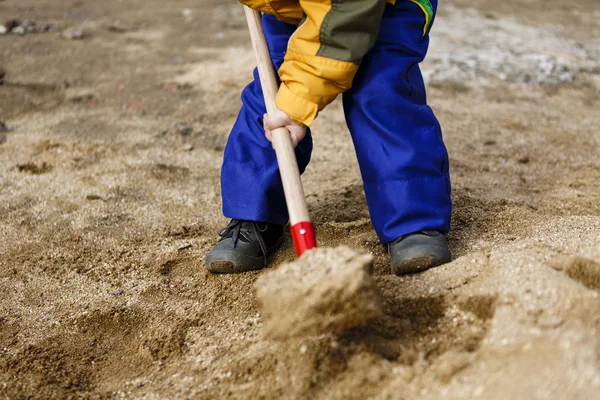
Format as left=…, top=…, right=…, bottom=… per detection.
left=263, top=110, right=307, bottom=148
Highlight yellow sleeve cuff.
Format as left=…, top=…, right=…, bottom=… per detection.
left=275, top=83, right=319, bottom=127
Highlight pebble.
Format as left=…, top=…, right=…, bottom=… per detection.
left=12, top=26, right=25, bottom=35
left=61, top=27, right=86, bottom=40
left=518, top=155, right=530, bottom=164
left=40, top=23, right=57, bottom=33
left=21, top=20, right=37, bottom=33
left=0, top=67, right=5, bottom=84
left=65, top=88, right=95, bottom=103
left=0, top=19, right=54, bottom=36
left=175, top=121, right=193, bottom=136
left=106, top=23, right=134, bottom=33
left=4, top=19, right=20, bottom=32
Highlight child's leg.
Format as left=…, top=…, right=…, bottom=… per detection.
left=343, top=0, right=451, bottom=244
left=221, top=14, right=313, bottom=226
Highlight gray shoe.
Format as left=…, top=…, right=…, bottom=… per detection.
left=205, top=219, right=285, bottom=274
left=389, top=230, right=451, bottom=275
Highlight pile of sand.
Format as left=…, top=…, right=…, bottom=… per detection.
left=255, top=247, right=382, bottom=339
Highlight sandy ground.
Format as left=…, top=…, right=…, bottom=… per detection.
left=1, top=0, right=599, bottom=398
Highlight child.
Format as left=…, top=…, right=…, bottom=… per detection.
left=205, top=0, right=452, bottom=274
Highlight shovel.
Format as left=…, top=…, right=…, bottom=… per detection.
left=243, top=7, right=317, bottom=257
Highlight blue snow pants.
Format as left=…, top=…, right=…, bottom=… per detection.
left=221, top=0, right=451, bottom=243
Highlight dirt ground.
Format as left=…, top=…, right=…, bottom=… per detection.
left=1, top=0, right=599, bottom=398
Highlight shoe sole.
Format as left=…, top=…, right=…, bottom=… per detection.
left=205, top=236, right=285, bottom=274
left=207, top=259, right=262, bottom=274
left=392, top=255, right=451, bottom=276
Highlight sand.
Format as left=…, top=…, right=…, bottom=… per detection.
left=1, top=0, right=600, bottom=398
left=255, top=247, right=381, bottom=340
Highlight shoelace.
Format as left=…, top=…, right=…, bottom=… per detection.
left=218, top=219, right=269, bottom=266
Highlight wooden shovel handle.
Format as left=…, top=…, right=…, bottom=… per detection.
left=243, top=6, right=310, bottom=226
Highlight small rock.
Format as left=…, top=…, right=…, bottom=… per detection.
left=106, top=23, right=134, bottom=33
left=182, top=143, right=194, bottom=151
left=16, top=162, right=52, bottom=175
left=517, top=155, right=530, bottom=164
left=0, top=25, right=7, bottom=35
left=65, top=88, right=95, bottom=103
left=36, top=23, right=53, bottom=33
left=0, top=67, right=5, bottom=85
left=12, top=25, right=25, bottom=35
left=4, top=19, right=21, bottom=32
left=61, top=27, right=86, bottom=40
left=21, top=20, right=36, bottom=33
left=175, top=121, right=193, bottom=136
left=177, top=244, right=192, bottom=251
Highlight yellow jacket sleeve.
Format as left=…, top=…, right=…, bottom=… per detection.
left=276, top=0, right=388, bottom=126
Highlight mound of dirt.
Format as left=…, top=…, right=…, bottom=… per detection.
left=550, top=255, right=600, bottom=290
left=255, top=247, right=382, bottom=339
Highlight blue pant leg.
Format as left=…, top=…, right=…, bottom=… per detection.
left=221, top=15, right=313, bottom=225
left=343, top=0, right=451, bottom=243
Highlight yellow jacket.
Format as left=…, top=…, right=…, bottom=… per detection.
left=239, top=0, right=433, bottom=126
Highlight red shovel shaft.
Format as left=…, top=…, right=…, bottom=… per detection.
left=243, top=7, right=317, bottom=256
